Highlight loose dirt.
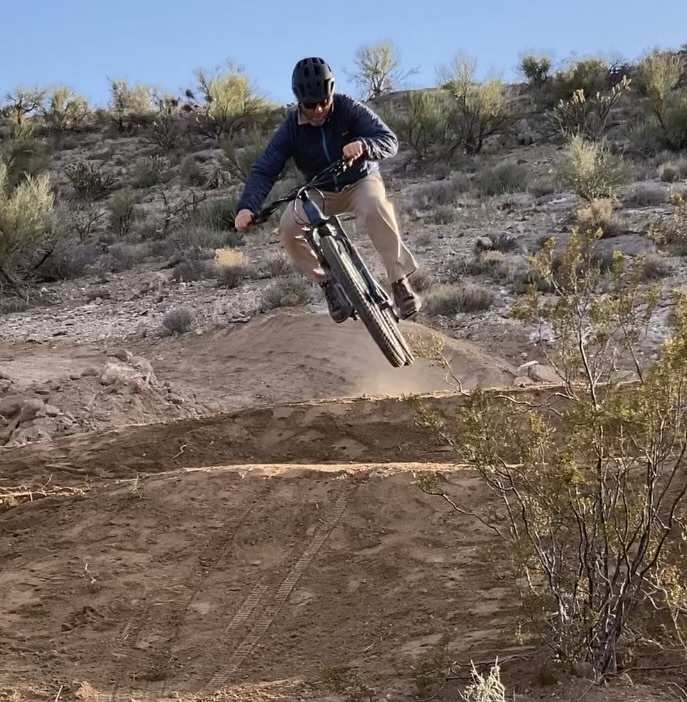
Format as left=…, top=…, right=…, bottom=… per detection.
left=0, top=312, right=676, bottom=701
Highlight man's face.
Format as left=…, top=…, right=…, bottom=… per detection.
left=300, top=96, right=333, bottom=126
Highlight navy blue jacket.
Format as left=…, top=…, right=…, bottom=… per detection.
left=235, top=93, right=398, bottom=215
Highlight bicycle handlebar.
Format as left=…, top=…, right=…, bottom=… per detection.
left=250, top=157, right=353, bottom=226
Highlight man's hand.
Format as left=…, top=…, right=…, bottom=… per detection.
left=234, top=208, right=254, bottom=231
left=342, top=140, right=365, bottom=163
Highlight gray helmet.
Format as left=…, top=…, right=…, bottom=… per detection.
left=291, top=57, right=334, bottom=103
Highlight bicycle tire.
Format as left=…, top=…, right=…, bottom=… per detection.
left=380, top=305, right=415, bottom=363
left=319, top=234, right=412, bottom=367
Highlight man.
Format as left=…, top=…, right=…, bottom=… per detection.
left=234, top=56, right=421, bottom=323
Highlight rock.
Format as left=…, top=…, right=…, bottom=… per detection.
left=44, top=404, right=61, bottom=417
left=110, top=348, right=134, bottom=363
left=515, top=360, right=561, bottom=384
left=0, top=397, right=23, bottom=419
left=513, top=376, right=535, bottom=387
left=0, top=379, right=13, bottom=392
left=475, top=236, right=494, bottom=251
left=0, top=368, right=11, bottom=380
left=17, top=398, right=46, bottom=423
left=280, top=294, right=300, bottom=307
left=81, top=367, right=101, bottom=377
left=9, top=423, right=53, bottom=446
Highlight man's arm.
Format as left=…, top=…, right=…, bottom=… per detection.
left=345, top=96, right=399, bottom=161
left=236, top=117, right=294, bottom=214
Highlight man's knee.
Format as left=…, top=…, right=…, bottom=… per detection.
left=353, top=175, right=393, bottom=218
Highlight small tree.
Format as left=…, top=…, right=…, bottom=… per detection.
left=1, top=87, right=46, bottom=125
left=519, top=52, right=552, bottom=88
left=108, top=79, right=156, bottom=131
left=414, top=227, right=687, bottom=678
left=187, top=60, right=273, bottom=142
left=381, top=90, right=448, bottom=160
left=636, top=50, right=683, bottom=129
left=347, top=39, right=418, bottom=100
left=0, top=161, right=54, bottom=286
left=40, top=87, right=90, bottom=135
left=439, top=54, right=517, bottom=155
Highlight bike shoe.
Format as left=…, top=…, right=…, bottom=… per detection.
left=391, top=277, right=422, bottom=320
left=320, top=281, right=353, bottom=323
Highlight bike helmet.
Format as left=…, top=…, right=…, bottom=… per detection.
left=291, top=57, right=334, bottom=103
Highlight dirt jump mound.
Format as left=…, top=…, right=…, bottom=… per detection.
left=138, top=309, right=518, bottom=413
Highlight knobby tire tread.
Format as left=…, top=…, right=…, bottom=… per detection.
left=320, top=235, right=410, bottom=367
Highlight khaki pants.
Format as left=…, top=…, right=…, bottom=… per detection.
left=279, top=171, right=418, bottom=284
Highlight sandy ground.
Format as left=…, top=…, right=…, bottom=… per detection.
left=0, top=311, right=680, bottom=702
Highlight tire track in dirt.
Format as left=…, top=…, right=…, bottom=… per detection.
left=198, top=489, right=351, bottom=693
left=105, top=481, right=276, bottom=702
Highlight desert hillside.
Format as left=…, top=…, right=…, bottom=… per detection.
left=1, top=46, right=687, bottom=702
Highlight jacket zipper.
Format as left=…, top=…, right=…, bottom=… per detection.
left=321, top=129, right=338, bottom=191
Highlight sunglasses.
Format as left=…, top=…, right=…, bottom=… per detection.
left=301, top=98, right=330, bottom=110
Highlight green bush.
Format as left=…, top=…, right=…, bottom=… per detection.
left=478, top=160, right=529, bottom=196
left=557, top=135, right=632, bottom=201
left=0, top=162, right=54, bottom=271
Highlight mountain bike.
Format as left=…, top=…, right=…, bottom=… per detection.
left=250, top=158, right=414, bottom=368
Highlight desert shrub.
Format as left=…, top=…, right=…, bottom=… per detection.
left=477, top=160, right=529, bottom=196
left=162, top=306, right=194, bottom=334
left=0, top=127, right=53, bottom=189
left=261, top=274, right=317, bottom=309
left=636, top=50, right=682, bottom=127
left=551, top=56, right=611, bottom=101
left=640, top=252, right=673, bottom=279
left=64, top=159, right=116, bottom=201
left=32, top=240, right=100, bottom=281
left=0, top=162, right=54, bottom=277
left=131, top=155, right=167, bottom=188
left=180, top=156, right=207, bottom=187
left=410, top=175, right=471, bottom=211
left=528, top=176, right=557, bottom=197
left=519, top=52, right=552, bottom=88
left=658, top=157, right=687, bottom=182
left=408, top=266, right=437, bottom=291
left=263, top=251, right=294, bottom=277
left=172, top=258, right=219, bottom=283
left=108, top=79, right=156, bottom=132
left=40, top=87, right=90, bottom=135
left=647, top=192, right=687, bottom=255
left=627, top=118, right=666, bottom=157
left=108, top=242, right=150, bottom=271
left=382, top=90, right=448, bottom=159
left=107, top=188, right=141, bottom=237
left=414, top=225, right=687, bottom=678
left=422, top=282, right=494, bottom=315
left=662, top=92, right=687, bottom=151
left=556, top=135, right=632, bottom=200
left=440, top=54, right=517, bottom=155
left=215, top=248, right=250, bottom=288
left=193, top=197, right=239, bottom=232
left=549, top=75, right=631, bottom=140
left=187, top=61, right=275, bottom=142
left=623, top=182, right=669, bottom=206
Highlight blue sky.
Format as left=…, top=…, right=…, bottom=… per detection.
left=2, top=0, right=686, bottom=108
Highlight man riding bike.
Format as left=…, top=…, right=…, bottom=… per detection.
left=233, top=56, right=421, bottom=323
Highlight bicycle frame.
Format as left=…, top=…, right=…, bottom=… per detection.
left=252, top=158, right=398, bottom=315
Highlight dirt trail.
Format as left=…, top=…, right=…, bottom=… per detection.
left=0, top=312, right=670, bottom=701
left=0, top=462, right=516, bottom=701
